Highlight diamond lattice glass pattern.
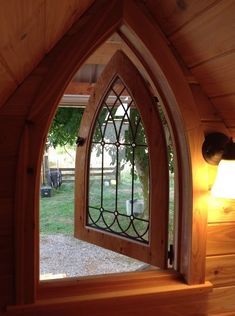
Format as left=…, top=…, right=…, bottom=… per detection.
left=88, top=78, right=149, bottom=243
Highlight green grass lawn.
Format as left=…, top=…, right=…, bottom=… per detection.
left=40, top=183, right=74, bottom=234
left=40, top=175, right=174, bottom=243
left=40, top=176, right=145, bottom=235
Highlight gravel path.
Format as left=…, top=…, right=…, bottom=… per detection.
left=40, top=234, right=144, bottom=279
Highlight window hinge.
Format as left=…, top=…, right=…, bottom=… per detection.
left=76, top=136, right=85, bottom=147
left=168, top=244, right=174, bottom=265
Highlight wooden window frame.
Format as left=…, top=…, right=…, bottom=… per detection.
left=11, top=0, right=209, bottom=308
left=75, top=50, right=169, bottom=268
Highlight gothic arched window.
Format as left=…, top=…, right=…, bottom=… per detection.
left=75, top=51, right=169, bottom=268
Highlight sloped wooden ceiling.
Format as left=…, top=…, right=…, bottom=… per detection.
left=147, top=0, right=235, bottom=128
left=0, top=0, right=95, bottom=106
left=0, top=0, right=234, bottom=130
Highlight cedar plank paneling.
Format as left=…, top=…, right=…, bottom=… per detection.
left=0, top=59, right=17, bottom=109
left=190, top=84, right=220, bottom=121
left=211, top=94, right=235, bottom=127
left=0, top=72, right=47, bottom=115
left=207, top=197, right=235, bottom=223
left=0, top=117, right=25, bottom=156
left=0, top=248, right=13, bottom=277
left=0, top=198, right=13, bottom=279
left=0, top=198, right=13, bottom=234
left=45, top=0, right=95, bottom=52
left=0, top=276, right=14, bottom=310
left=170, top=0, right=235, bottom=67
left=64, top=81, right=95, bottom=95
left=145, top=0, right=217, bottom=36
left=0, top=158, right=17, bottom=198
left=84, top=42, right=122, bottom=64
left=207, top=285, right=235, bottom=314
left=13, top=0, right=124, bottom=304
left=206, top=255, right=235, bottom=287
left=0, top=0, right=45, bottom=83
left=207, top=223, right=235, bottom=256
left=0, top=233, right=14, bottom=277
left=191, top=52, right=235, bottom=97
left=0, top=0, right=44, bottom=47
left=0, top=2, right=235, bottom=315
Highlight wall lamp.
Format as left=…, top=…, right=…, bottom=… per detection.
left=202, top=132, right=235, bottom=199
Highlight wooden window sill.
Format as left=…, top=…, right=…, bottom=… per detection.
left=7, top=270, right=212, bottom=315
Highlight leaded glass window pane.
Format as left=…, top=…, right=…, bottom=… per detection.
left=88, top=77, right=149, bottom=243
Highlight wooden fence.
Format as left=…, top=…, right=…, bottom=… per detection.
left=50, top=167, right=116, bottom=183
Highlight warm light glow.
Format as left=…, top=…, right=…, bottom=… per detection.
left=211, top=160, right=235, bottom=199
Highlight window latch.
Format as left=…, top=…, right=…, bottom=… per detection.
left=168, top=244, right=174, bottom=265
left=76, top=136, right=85, bottom=147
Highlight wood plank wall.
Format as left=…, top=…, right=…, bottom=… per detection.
left=147, top=0, right=235, bottom=137
left=145, top=0, right=235, bottom=314
left=0, top=1, right=94, bottom=309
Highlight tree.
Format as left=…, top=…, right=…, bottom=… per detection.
left=41, top=108, right=83, bottom=186
left=48, top=107, right=84, bottom=148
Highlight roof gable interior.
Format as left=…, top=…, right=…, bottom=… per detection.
left=0, top=0, right=234, bottom=133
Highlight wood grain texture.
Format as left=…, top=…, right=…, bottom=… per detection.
left=1, top=2, right=234, bottom=315
left=207, top=197, right=235, bottom=223
left=190, top=84, right=221, bottom=122
left=45, top=0, right=95, bottom=52
left=64, top=81, right=95, bottom=95
left=122, top=0, right=208, bottom=284
left=0, top=58, right=17, bottom=108
left=0, top=276, right=14, bottom=308
left=11, top=0, right=124, bottom=305
left=0, top=0, right=45, bottom=82
left=191, top=52, right=235, bottom=98
left=0, top=0, right=94, bottom=109
left=207, top=285, right=235, bottom=315
left=206, top=254, right=235, bottom=287
left=0, top=244, right=13, bottom=279
left=0, top=116, right=25, bottom=156
left=0, top=247, right=13, bottom=278
left=0, top=198, right=13, bottom=234
left=211, top=94, right=235, bottom=127
left=0, top=76, right=46, bottom=117
left=170, top=0, right=235, bottom=67
left=8, top=281, right=212, bottom=316
left=38, top=271, right=185, bottom=299
left=207, top=223, right=235, bottom=256
left=0, top=157, right=17, bottom=198
left=145, top=0, right=217, bottom=36
left=211, top=313, right=235, bottom=316
left=84, top=41, right=122, bottom=64
left=0, top=0, right=44, bottom=47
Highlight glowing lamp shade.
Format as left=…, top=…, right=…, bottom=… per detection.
left=202, top=132, right=235, bottom=199
left=211, top=160, right=235, bottom=199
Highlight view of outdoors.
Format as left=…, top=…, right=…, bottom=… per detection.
left=40, top=79, right=174, bottom=281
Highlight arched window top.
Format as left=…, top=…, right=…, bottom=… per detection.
left=88, top=76, right=150, bottom=244
left=75, top=51, right=169, bottom=268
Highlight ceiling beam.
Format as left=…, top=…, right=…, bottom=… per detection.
left=84, top=41, right=122, bottom=64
